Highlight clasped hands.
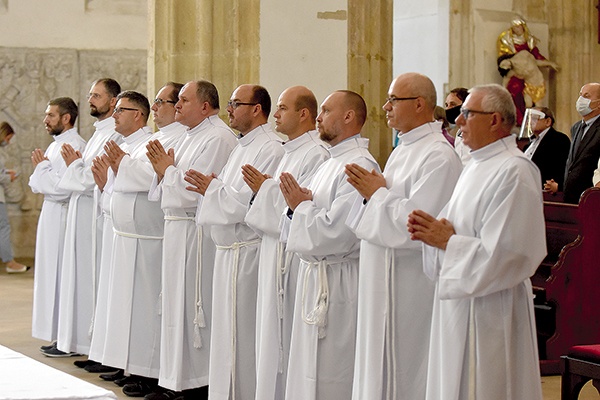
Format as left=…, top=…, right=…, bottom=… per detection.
left=146, top=139, right=175, bottom=181
left=30, top=148, right=49, bottom=171
left=60, top=143, right=82, bottom=167
left=344, top=163, right=455, bottom=250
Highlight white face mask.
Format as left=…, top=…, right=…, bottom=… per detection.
left=576, top=96, right=596, bottom=117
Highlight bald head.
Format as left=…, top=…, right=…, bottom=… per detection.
left=582, top=82, right=600, bottom=95
left=580, top=83, right=600, bottom=121
left=289, top=86, right=318, bottom=120
left=316, top=90, right=367, bottom=146
left=383, top=73, right=437, bottom=133
left=337, top=90, right=367, bottom=127
left=394, top=73, right=436, bottom=109
left=273, top=86, right=317, bottom=140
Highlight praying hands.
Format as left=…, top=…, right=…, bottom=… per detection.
left=279, top=172, right=312, bottom=211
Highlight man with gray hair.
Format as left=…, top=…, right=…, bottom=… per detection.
left=408, top=84, right=546, bottom=400
left=346, top=73, right=462, bottom=400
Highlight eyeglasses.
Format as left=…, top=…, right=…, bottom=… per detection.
left=113, top=107, right=140, bottom=115
left=87, top=93, right=102, bottom=100
left=460, top=108, right=495, bottom=120
left=227, top=100, right=258, bottom=109
left=153, top=98, right=177, bottom=107
left=385, top=96, right=418, bottom=104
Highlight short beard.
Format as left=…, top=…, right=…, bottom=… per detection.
left=90, top=104, right=109, bottom=119
left=319, top=129, right=335, bottom=144
left=49, top=123, right=64, bottom=136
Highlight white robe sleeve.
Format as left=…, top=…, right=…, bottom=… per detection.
left=113, top=155, right=155, bottom=193
left=245, top=178, right=281, bottom=237
left=199, top=141, right=283, bottom=226
left=353, top=149, right=462, bottom=249
left=58, top=158, right=96, bottom=194
left=29, top=159, right=72, bottom=201
left=161, top=135, right=233, bottom=210
left=148, top=174, right=162, bottom=202
left=286, top=157, right=378, bottom=257
left=246, top=148, right=328, bottom=237
left=438, top=162, right=547, bottom=300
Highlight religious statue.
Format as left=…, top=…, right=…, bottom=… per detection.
left=497, top=17, right=559, bottom=126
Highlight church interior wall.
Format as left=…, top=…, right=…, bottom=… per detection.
left=259, top=0, right=348, bottom=110
left=0, top=0, right=598, bottom=259
left=0, top=0, right=147, bottom=258
left=393, top=0, right=450, bottom=108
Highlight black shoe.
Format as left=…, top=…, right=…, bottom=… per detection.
left=74, top=359, right=99, bottom=368
left=40, top=341, right=57, bottom=352
left=182, top=386, right=208, bottom=400
left=123, top=378, right=158, bottom=397
left=41, top=346, right=81, bottom=358
left=100, top=369, right=124, bottom=381
left=115, top=375, right=140, bottom=387
left=144, top=387, right=184, bottom=400
left=84, top=363, right=118, bottom=373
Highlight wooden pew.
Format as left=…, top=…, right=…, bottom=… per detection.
left=534, top=187, right=600, bottom=375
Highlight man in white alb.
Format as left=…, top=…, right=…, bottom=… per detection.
left=243, top=86, right=329, bottom=400
left=146, top=80, right=237, bottom=399
left=408, top=84, right=546, bottom=400
left=89, top=83, right=186, bottom=387
left=185, top=84, right=285, bottom=400
left=51, top=78, right=121, bottom=363
left=346, top=73, right=462, bottom=400
left=30, top=97, right=87, bottom=348
left=278, top=90, right=379, bottom=400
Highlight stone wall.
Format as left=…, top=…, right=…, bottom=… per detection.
left=0, top=47, right=146, bottom=258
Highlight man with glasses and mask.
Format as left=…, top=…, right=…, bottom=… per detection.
left=47, top=79, right=121, bottom=362
left=408, top=84, right=545, bottom=400
left=30, top=98, right=86, bottom=352
left=346, top=73, right=462, bottom=400
left=545, top=82, right=600, bottom=203
left=522, top=107, right=570, bottom=189
left=146, top=80, right=237, bottom=399
left=185, top=84, right=284, bottom=400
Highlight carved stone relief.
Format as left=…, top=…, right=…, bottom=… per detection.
left=0, top=47, right=146, bottom=258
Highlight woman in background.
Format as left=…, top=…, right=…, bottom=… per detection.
left=0, top=121, right=29, bottom=273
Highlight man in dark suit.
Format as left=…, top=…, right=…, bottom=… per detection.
left=523, top=107, right=570, bottom=188
left=545, top=82, right=600, bottom=203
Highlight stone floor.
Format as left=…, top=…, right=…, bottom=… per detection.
left=0, top=259, right=599, bottom=399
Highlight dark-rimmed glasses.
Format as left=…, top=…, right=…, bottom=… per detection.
left=227, top=100, right=258, bottom=109
left=153, top=98, right=177, bottom=107
left=460, top=108, right=495, bottom=120
left=113, top=107, right=140, bottom=115
left=385, top=96, right=418, bottom=104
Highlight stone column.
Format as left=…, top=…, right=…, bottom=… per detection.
left=548, top=0, right=600, bottom=136
left=348, top=0, right=394, bottom=168
left=148, top=0, right=260, bottom=111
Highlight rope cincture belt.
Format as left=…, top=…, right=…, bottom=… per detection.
left=384, top=248, right=397, bottom=400
left=299, top=257, right=345, bottom=340
left=275, top=242, right=291, bottom=373
left=162, top=215, right=206, bottom=349
left=216, top=238, right=262, bottom=400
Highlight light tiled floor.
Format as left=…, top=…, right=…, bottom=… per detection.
left=0, top=260, right=599, bottom=399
